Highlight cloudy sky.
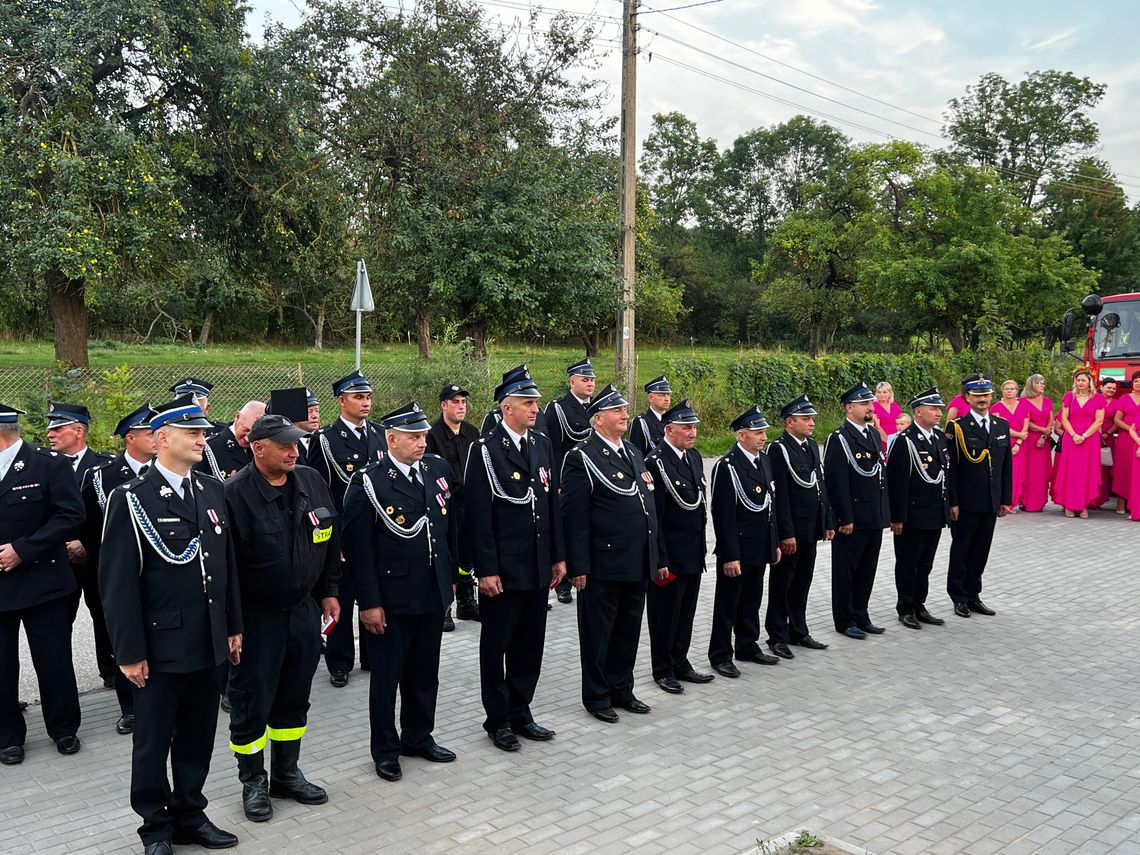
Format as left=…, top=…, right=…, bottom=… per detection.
left=247, top=0, right=1140, bottom=200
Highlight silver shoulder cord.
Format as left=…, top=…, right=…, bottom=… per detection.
left=580, top=451, right=641, bottom=496
left=320, top=432, right=352, bottom=484
left=93, top=467, right=108, bottom=511
left=725, top=461, right=771, bottom=512
left=836, top=432, right=882, bottom=478
left=554, top=401, right=592, bottom=442
left=202, top=443, right=224, bottom=480
left=481, top=445, right=535, bottom=506
left=901, top=436, right=945, bottom=485
left=124, top=491, right=207, bottom=591
left=360, top=471, right=434, bottom=565
left=655, top=456, right=702, bottom=511
left=771, top=441, right=818, bottom=490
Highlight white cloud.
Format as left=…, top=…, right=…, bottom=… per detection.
left=1024, top=27, right=1079, bottom=51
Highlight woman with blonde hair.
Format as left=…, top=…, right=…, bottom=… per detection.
left=1053, top=368, right=1105, bottom=518
left=872, top=381, right=903, bottom=451
left=991, top=379, right=1029, bottom=511
left=1020, top=373, right=1054, bottom=512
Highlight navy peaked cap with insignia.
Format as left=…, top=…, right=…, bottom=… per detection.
left=439, top=383, right=470, bottom=402
left=46, top=402, right=91, bottom=429
left=644, top=375, right=672, bottom=395
left=306, top=389, right=319, bottom=407
left=731, top=406, right=769, bottom=431
left=381, top=401, right=431, bottom=432
left=0, top=403, right=26, bottom=424
left=114, top=403, right=154, bottom=437
left=964, top=375, right=994, bottom=394
left=170, top=377, right=213, bottom=398
left=150, top=395, right=213, bottom=431
left=840, top=382, right=875, bottom=405
left=908, top=387, right=946, bottom=409
left=567, top=358, right=595, bottom=378
left=661, top=399, right=700, bottom=425
left=780, top=395, right=818, bottom=420
left=496, top=365, right=540, bottom=402
left=333, top=370, right=372, bottom=396
left=586, top=384, right=629, bottom=418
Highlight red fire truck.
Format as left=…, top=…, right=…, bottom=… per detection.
left=1062, top=292, right=1140, bottom=388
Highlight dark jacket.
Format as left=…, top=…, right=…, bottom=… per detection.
left=710, top=444, right=778, bottom=566
left=823, top=420, right=889, bottom=530
left=99, top=467, right=242, bottom=672
left=72, top=447, right=114, bottom=485
left=629, top=409, right=665, bottom=457
left=425, top=416, right=480, bottom=507
left=560, top=433, right=663, bottom=581
left=887, top=423, right=951, bottom=528
left=946, top=414, right=1013, bottom=513
left=644, top=442, right=706, bottom=574
left=79, top=453, right=148, bottom=568
left=462, top=423, right=565, bottom=590
left=306, top=417, right=388, bottom=511
left=224, top=463, right=341, bottom=611
left=769, top=434, right=833, bottom=543
left=0, top=441, right=84, bottom=612
left=195, top=427, right=251, bottom=481
left=341, top=453, right=458, bottom=615
left=543, top=394, right=592, bottom=465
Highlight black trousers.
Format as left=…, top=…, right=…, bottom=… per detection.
left=948, top=511, right=996, bottom=603
left=831, top=528, right=882, bottom=631
left=708, top=562, right=766, bottom=665
left=646, top=574, right=701, bottom=680
left=228, top=600, right=321, bottom=750
left=893, top=527, right=942, bottom=615
left=576, top=577, right=646, bottom=712
left=362, top=612, right=442, bottom=762
left=479, top=588, right=548, bottom=732
left=783, top=539, right=818, bottom=642
left=68, top=562, right=117, bottom=682
left=325, top=559, right=370, bottom=674
left=764, top=558, right=793, bottom=645
left=130, top=668, right=219, bottom=845
left=0, top=596, right=81, bottom=747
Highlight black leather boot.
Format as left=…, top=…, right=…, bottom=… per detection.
left=236, top=752, right=272, bottom=822
left=455, top=579, right=480, bottom=621
left=269, top=740, right=328, bottom=805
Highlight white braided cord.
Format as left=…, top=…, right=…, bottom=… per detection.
left=654, top=456, right=702, bottom=511
left=771, top=441, right=818, bottom=489
left=835, top=432, right=882, bottom=478
left=580, top=451, right=641, bottom=496
left=554, top=402, right=592, bottom=443
left=726, top=462, right=771, bottom=512
left=320, top=432, right=353, bottom=484
left=202, top=443, right=224, bottom=480
left=902, top=436, right=945, bottom=486
left=481, top=445, right=534, bottom=505
left=125, top=491, right=202, bottom=564
left=93, top=467, right=108, bottom=511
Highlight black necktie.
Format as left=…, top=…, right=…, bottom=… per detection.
left=520, top=437, right=531, bottom=467
left=138, top=464, right=150, bottom=476
left=980, top=417, right=989, bottom=434
left=617, top=445, right=630, bottom=467
left=410, top=464, right=425, bottom=496
left=181, top=478, right=196, bottom=514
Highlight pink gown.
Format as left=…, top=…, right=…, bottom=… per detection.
left=991, top=398, right=1029, bottom=509
left=1021, top=396, right=1053, bottom=512
left=1052, top=392, right=1106, bottom=512
left=946, top=395, right=970, bottom=421
left=873, top=401, right=903, bottom=451
left=1112, top=394, right=1140, bottom=502
left=1096, top=396, right=1121, bottom=506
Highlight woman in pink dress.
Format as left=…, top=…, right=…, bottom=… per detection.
left=872, top=381, right=903, bottom=451
left=1020, top=373, right=1054, bottom=512
left=1095, top=378, right=1121, bottom=510
left=1053, top=369, right=1105, bottom=518
left=1113, top=379, right=1140, bottom=514
left=991, top=379, right=1030, bottom=511
left=945, top=375, right=977, bottom=422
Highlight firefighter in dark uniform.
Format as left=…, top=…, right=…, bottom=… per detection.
left=224, top=411, right=341, bottom=822
left=100, top=396, right=243, bottom=854
left=463, top=373, right=566, bottom=751
left=79, top=403, right=157, bottom=735
left=170, top=377, right=227, bottom=436
left=197, top=400, right=265, bottom=481
left=946, top=375, right=1012, bottom=618
left=306, top=370, right=388, bottom=687
left=426, top=383, right=481, bottom=627
left=341, top=402, right=459, bottom=782
left=887, top=388, right=952, bottom=629
left=482, top=364, right=551, bottom=437
left=544, top=358, right=594, bottom=604
left=0, top=404, right=85, bottom=767
left=644, top=400, right=714, bottom=694
left=629, top=375, right=671, bottom=456
left=768, top=395, right=835, bottom=656
left=561, top=385, right=667, bottom=723
left=825, top=382, right=890, bottom=640
left=707, top=406, right=780, bottom=677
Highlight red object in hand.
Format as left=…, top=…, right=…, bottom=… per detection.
left=652, top=569, right=677, bottom=588
left=320, top=614, right=338, bottom=637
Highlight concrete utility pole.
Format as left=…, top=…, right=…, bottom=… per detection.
left=615, top=0, right=638, bottom=399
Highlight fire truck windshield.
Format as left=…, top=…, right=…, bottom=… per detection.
left=1095, top=300, right=1140, bottom=357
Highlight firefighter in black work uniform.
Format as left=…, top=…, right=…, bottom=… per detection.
left=223, top=410, right=341, bottom=823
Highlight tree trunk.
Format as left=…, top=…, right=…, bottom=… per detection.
left=583, top=328, right=601, bottom=357
left=461, top=323, right=488, bottom=360
left=808, top=321, right=822, bottom=358
left=199, top=308, right=214, bottom=345
left=46, top=268, right=89, bottom=367
left=416, top=304, right=432, bottom=360
left=943, top=324, right=965, bottom=354
left=314, top=303, right=326, bottom=350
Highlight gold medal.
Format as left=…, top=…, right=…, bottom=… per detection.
left=346, top=463, right=354, bottom=472
left=754, top=485, right=762, bottom=493
left=385, top=506, right=394, bottom=515
left=396, top=515, right=406, bottom=525
left=616, top=472, right=624, bottom=479
left=512, top=471, right=521, bottom=480
left=441, top=507, right=447, bottom=515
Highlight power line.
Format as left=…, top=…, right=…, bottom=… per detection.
left=640, top=0, right=725, bottom=13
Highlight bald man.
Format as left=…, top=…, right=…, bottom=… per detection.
left=197, top=400, right=266, bottom=482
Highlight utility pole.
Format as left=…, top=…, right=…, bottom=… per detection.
left=615, top=0, right=638, bottom=399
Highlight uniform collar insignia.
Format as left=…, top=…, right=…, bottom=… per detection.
left=502, top=437, right=510, bottom=448
left=387, top=468, right=397, bottom=479
left=159, top=485, right=173, bottom=498
left=13, top=460, right=24, bottom=472
left=340, top=430, right=348, bottom=438
left=194, top=479, right=203, bottom=490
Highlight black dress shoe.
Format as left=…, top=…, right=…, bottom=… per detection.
left=767, top=642, right=795, bottom=660
left=793, top=636, right=829, bottom=650
left=401, top=743, right=456, bottom=763
left=115, top=715, right=135, bottom=735
left=953, top=602, right=971, bottom=618
left=617, top=697, right=651, bottom=714
left=556, top=590, right=573, bottom=604
left=442, top=613, right=455, bottom=632
left=0, top=745, right=24, bottom=765
left=546, top=602, right=553, bottom=611
left=859, top=623, right=886, bottom=634
left=219, top=694, right=232, bottom=714
left=898, top=613, right=921, bottom=630
left=56, top=735, right=81, bottom=755
left=330, top=670, right=349, bottom=688
left=172, top=820, right=238, bottom=849
left=590, top=707, right=620, bottom=723
left=842, top=626, right=867, bottom=639
left=676, top=668, right=715, bottom=683
left=655, top=677, right=684, bottom=694
left=18, top=700, right=27, bottom=711
left=511, top=721, right=555, bottom=741
left=711, top=661, right=741, bottom=678
left=916, top=608, right=945, bottom=626
left=737, top=650, right=780, bottom=665
left=102, top=677, right=115, bottom=690
left=490, top=727, right=520, bottom=752
left=143, top=841, right=173, bottom=855
left=375, top=759, right=402, bottom=781
left=968, top=599, right=996, bottom=616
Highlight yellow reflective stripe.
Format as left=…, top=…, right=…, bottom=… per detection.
left=230, top=732, right=267, bottom=754
left=266, top=725, right=306, bottom=742
left=457, top=567, right=473, bottom=577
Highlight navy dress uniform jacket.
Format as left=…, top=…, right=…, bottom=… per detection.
left=543, top=394, right=592, bottom=466
left=306, top=419, right=388, bottom=510
left=195, top=429, right=251, bottom=481
left=462, top=424, right=565, bottom=590
left=887, top=424, right=951, bottom=529
left=341, top=454, right=458, bottom=616
left=73, top=448, right=114, bottom=484
left=629, top=409, right=665, bottom=457
left=946, top=415, right=1013, bottom=512
left=99, top=468, right=243, bottom=672
left=769, top=435, right=832, bottom=543
left=643, top=443, right=706, bottom=574
left=79, top=454, right=140, bottom=567
left=823, top=421, right=890, bottom=530
left=709, top=445, right=778, bottom=566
